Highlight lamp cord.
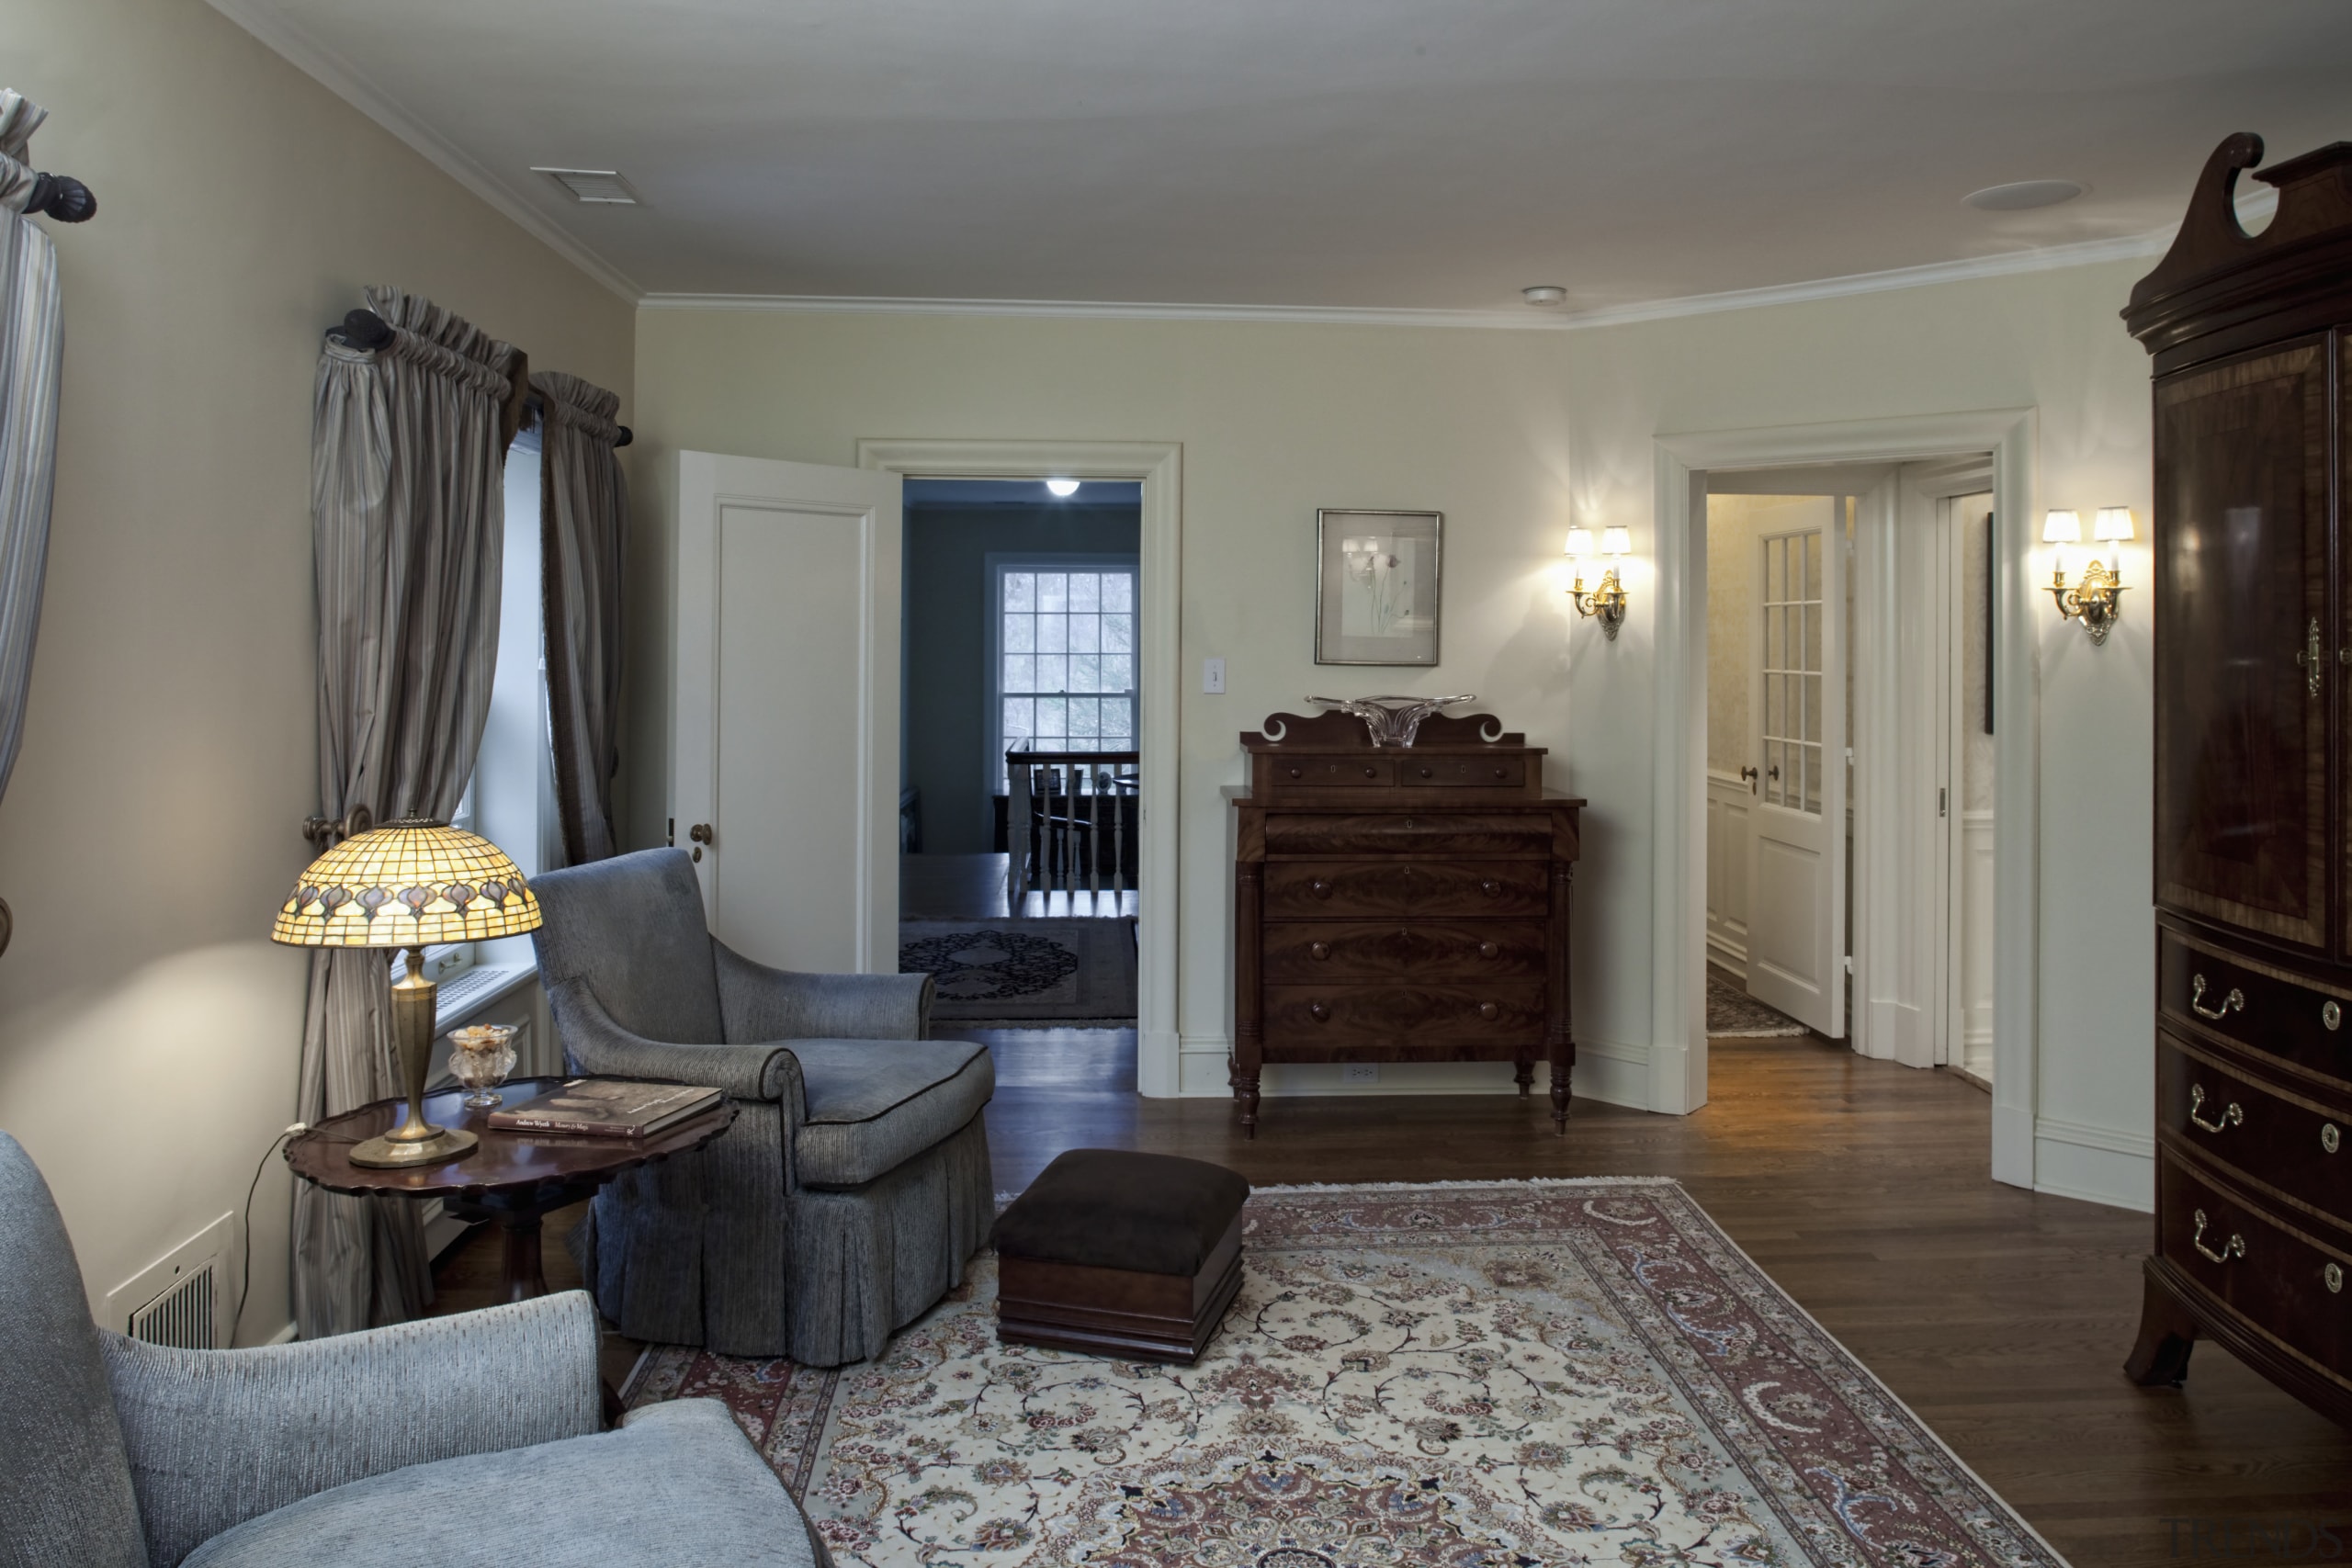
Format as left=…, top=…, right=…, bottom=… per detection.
left=230, top=1123, right=305, bottom=1345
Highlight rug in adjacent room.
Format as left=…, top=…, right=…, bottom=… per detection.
left=1707, top=965, right=1811, bottom=1037
left=899, top=917, right=1136, bottom=1024
left=626, top=1179, right=2061, bottom=1568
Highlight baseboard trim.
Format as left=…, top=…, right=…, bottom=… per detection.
left=2033, top=1114, right=2154, bottom=1213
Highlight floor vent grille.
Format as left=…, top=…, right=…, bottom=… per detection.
left=129, top=1260, right=219, bottom=1349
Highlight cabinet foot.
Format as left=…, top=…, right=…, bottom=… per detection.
left=1234, top=1077, right=1261, bottom=1140
left=1548, top=1070, right=1570, bottom=1134
left=2124, top=1261, right=2199, bottom=1387
left=1514, top=1060, right=1534, bottom=1096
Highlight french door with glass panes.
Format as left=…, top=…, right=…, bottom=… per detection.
left=993, top=558, right=1140, bottom=788
left=1747, top=519, right=1846, bottom=1036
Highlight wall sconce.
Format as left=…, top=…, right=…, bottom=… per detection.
left=1565, top=525, right=1631, bottom=639
left=2045, top=507, right=2132, bottom=645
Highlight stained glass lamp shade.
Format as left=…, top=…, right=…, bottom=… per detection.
left=274, top=818, right=543, bottom=1168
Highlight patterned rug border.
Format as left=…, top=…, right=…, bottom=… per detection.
left=622, top=1177, right=2070, bottom=1568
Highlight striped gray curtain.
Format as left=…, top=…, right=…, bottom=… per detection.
left=293, top=287, right=527, bottom=1337
left=533, top=371, right=627, bottom=864
left=0, top=93, right=62, bottom=829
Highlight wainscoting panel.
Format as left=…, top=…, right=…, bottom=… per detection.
left=1704, top=770, right=1751, bottom=977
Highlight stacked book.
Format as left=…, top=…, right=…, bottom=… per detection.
left=488, top=1079, right=722, bottom=1139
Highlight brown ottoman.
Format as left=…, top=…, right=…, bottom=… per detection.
left=992, top=1148, right=1250, bottom=1363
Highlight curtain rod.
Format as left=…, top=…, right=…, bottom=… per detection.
left=323, top=309, right=634, bottom=446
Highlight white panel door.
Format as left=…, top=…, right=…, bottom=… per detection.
left=1746, top=515, right=1846, bottom=1035
left=673, top=451, right=901, bottom=973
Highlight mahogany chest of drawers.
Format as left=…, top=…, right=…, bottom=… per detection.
left=2122, top=135, right=2352, bottom=1425
left=1227, top=709, right=1583, bottom=1137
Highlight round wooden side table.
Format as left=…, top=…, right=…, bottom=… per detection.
left=286, top=1077, right=736, bottom=1302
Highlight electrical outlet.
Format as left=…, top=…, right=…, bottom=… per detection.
left=1202, top=656, right=1227, bottom=694
left=1340, top=1062, right=1379, bottom=1085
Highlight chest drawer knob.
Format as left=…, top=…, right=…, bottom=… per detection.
left=2326, top=1000, right=2343, bottom=1032
left=1478, top=941, right=1499, bottom=959
left=1477, top=1001, right=1499, bottom=1021
left=1308, top=942, right=1330, bottom=961
left=2188, top=1085, right=2245, bottom=1134
left=2324, top=1123, right=2341, bottom=1155
left=2189, top=974, right=2245, bottom=1021
left=1363, top=766, right=1377, bottom=778
left=1308, top=1001, right=1330, bottom=1022
left=1419, top=766, right=1433, bottom=779
left=1479, top=878, right=1501, bottom=897
left=1493, top=767, right=1507, bottom=779
left=1288, top=767, right=1303, bottom=779
left=2328, top=1263, right=2345, bottom=1295
left=1308, top=878, right=1332, bottom=899
left=2191, top=1209, right=2245, bottom=1265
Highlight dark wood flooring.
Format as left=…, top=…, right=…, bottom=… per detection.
left=435, top=1028, right=2352, bottom=1567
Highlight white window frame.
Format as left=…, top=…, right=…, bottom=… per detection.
left=986, top=551, right=1143, bottom=799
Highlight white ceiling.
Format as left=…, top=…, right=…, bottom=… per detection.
left=216, top=0, right=2351, bottom=312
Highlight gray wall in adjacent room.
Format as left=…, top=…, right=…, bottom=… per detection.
left=904, top=504, right=1141, bottom=854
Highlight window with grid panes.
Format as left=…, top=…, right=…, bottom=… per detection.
left=997, top=565, right=1137, bottom=788
left=1759, top=529, right=1824, bottom=815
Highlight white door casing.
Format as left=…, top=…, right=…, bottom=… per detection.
left=1743, top=512, right=1846, bottom=1036
left=673, top=451, right=902, bottom=974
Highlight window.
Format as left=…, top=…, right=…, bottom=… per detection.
left=1759, top=528, right=1824, bottom=815
left=993, top=558, right=1138, bottom=790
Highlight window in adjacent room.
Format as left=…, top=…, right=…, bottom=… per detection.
left=992, top=559, right=1140, bottom=791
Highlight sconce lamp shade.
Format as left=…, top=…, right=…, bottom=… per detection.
left=273, top=818, right=542, bottom=949
left=1600, top=526, right=1632, bottom=557
left=1564, top=527, right=1593, bottom=558
left=2094, top=507, right=2136, bottom=542
left=2042, top=509, right=2083, bottom=544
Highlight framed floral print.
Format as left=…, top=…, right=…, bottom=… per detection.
left=1315, top=508, right=1442, bottom=666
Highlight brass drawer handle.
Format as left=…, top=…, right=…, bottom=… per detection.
left=1308, top=942, right=1331, bottom=961
left=2324, top=1123, right=2341, bottom=1155
left=2328, top=1263, right=2345, bottom=1295
left=2189, top=975, right=2245, bottom=1021
left=2326, top=1000, right=2343, bottom=1032
left=2191, top=1209, right=2245, bottom=1265
left=2299, top=616, right=2324, bottom=697
left=1308, top=878, right=1333, bottom=900
left=1477, top=941, right=1499, bottom=960
left=2188, top=1086, right=2244, bottom=1135
left=1308, top=1001, right=1331, bottom=1022
left=1477, top=1001, right=1499, bottom=1021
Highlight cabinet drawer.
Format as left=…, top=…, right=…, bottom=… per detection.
left=1263, top=861, right=1549, bottom=919
left=2158, top=929, right=2352, bottom=1086
left=2160, top=1032, right=2352, bottom=1218
left=1262, top=920, right=1549, bottom=984
left=1264, top=984, right=1547, bottom=1051
left=1394, top=756, right=1529, bottom=789
left=1265, top=813, right=1552, bottom=857
left=1266, top=757, right=1396, bottom=789
left=2158, top=1153, right=2352, bottom=1377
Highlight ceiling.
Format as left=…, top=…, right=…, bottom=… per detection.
left=217, top=0, right=2351, bottom=313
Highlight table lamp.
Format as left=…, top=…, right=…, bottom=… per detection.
left=273, top=818, right=543, bottom=1168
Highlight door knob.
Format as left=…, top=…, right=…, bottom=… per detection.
left=687, top=822, right=714, bottom=862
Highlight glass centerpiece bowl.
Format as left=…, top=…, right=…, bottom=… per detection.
left=447, top=1022, right=519, bottom=1109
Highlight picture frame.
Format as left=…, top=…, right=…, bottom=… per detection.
left=1314, top=508, right=1442, bottom=666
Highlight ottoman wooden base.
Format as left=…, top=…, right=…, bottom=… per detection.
left=998, top=1210, right=1244, bottom=1363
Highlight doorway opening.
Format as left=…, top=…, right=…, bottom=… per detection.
left=898, top=477, right=1145, bottom=1036
left=1699, top=457, right=1996, bottom=1087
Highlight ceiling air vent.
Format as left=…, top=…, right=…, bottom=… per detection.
left=533, top=168, right=639, bottom=206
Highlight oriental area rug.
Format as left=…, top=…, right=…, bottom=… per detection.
left=624, top=1179, right=2063, bottom=1568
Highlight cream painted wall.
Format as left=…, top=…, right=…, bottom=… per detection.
left=0, top=0, right=633, bottom=1339
left=636, top=255, right=2157, bottom=1208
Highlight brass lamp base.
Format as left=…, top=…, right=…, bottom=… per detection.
left=348, top=1124, right=480, bottom=1169
left=346, top=945, right=479, bottom=1170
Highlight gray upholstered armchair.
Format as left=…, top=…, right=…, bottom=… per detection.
left=528, top=848, right=993, bottom=1366
left=0, top=1133, right=820, bottom=1568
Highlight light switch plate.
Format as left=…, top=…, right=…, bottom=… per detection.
left=1341, top=1062, right=1379, bottom=1084
left=1202, top=656, right=1227, bottom=694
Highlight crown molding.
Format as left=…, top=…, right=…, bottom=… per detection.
left=204, top=0, right=641, bottom=303
left=642, top=228, right=2174, bottom=331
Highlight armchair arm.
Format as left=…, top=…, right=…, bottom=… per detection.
left=715, top=941, right=934, bottom=1043
left=104, top=1292, right=601, bottom=1568
left=548, top=979, right=802, bottom=1101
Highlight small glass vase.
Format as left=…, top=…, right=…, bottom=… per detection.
left=448, top=1023, right=519, bottom=1109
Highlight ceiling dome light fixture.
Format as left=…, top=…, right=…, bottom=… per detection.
left=1962, top=179, right=2087, bottom=212
left=1045, top=478, right=1080, bottom=498
left=1521, top=285, right=1567, bottom=306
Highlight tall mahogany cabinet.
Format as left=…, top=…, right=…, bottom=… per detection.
left=2124, top=134, right=2352, bottom=1425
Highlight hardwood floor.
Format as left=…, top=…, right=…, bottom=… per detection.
left=435, top=1029, right=2352, bottom=1566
